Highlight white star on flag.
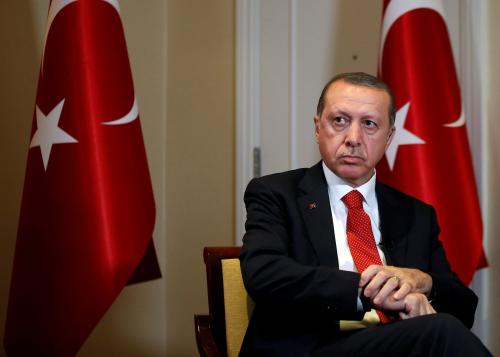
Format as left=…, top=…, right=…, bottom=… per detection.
left=385, top=102, right=425, bottom=171
left=30, top=99, right=78, bottom=171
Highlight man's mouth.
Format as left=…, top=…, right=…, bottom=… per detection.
left=339, top=155, right=364, bottom=164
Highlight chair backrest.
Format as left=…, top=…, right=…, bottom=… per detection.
left=221, top=258, right=254, bottom=356
left=199, top=246, right=254, bottom=356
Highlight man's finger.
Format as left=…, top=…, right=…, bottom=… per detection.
left=377, top=295, right=405, bottom=311
left=393, top=282, right=411, bottom=300
left=363, top=269, right=393, bottom=297
left=359, top=265, right=383, bottom=287
left=373, top=276, right=399, bottom=305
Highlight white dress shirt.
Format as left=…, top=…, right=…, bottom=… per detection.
left=322, top=161, right=387, bottom=273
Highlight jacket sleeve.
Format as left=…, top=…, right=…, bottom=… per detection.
left=240, top=177, right=366, bottom=320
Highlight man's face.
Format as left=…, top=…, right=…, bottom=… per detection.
left=314, top=80, right=395, bottom=187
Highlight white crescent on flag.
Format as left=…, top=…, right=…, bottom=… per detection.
left=443, top=109, right=465, bottom=127
left=42, top=0, right=120, bottom=64
left=43, top=0, right=120, bottom=73
left=41, top=0, right=77, bottom=73
left=41, top=0, right=138, bottom=126
left=101, top=96, right=139, bottom=125
left=379, top=0, right=445, bottom=73
left=379, top=0, right=464, bottom=128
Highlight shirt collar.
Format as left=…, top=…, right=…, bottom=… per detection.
left=322, top=161, right=377, bottom=208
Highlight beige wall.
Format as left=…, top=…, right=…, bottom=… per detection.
left=0, top=0, right=234, bottom=356
left=165, top=0, right=235, bottom=355
left=0, top=1, right=41, bottom=355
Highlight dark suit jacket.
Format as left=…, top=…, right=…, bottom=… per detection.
left=239, top=162, right=478, bottom=356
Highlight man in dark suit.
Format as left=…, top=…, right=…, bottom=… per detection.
left=239, top=72, right=491, bottom=356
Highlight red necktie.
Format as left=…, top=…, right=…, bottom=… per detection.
left=342, top=190, right=391, bottom=323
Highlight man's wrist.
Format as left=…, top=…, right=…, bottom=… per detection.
left=422, top=272, right=434, bottom=297
left=426, top=276, right=436, bottom=303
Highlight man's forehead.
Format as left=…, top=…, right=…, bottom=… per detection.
left=323, top=81, right=391, bottom=115
left=326, top=80, right=388, bottom=99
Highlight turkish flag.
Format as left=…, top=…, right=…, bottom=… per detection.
left=4, top=0, right=160, bottom=355
left=377, top=0, right=486, bottom=285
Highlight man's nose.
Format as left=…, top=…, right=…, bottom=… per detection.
left=345, top=122, right=362, bottom=146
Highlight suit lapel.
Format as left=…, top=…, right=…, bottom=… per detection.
left=297, top=162, right=339, bottom=268
left=376, top=182, right=411, bottom=266
left=296, top=166, right=412, bottom=268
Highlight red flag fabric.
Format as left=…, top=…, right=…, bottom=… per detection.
left=377, top=0, right=486, bottom=285
left=4, top=0, right=160, bottom=355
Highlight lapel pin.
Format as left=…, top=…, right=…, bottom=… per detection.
left=308, top=202, right=317, bottom=210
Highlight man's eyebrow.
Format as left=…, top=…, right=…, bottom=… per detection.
left=360, top=113, right=379, bottom=120
left=327, top=109, right=350, bottom=118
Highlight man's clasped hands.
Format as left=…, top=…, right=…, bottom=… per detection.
left=360, top=265, right=436, bottom=319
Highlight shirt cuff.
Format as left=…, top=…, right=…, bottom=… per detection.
left=357, top=296, right=363, bottom=311
left=358, top=287, right=371, bottom=312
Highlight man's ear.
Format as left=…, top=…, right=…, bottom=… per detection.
left=386, top=126, right=395, bottom=149
left=314, top=116, right=320, bottom=142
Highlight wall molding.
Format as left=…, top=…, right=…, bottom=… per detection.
left=289, top=0, right=298, bottom=169
left=459, top=0, right=489, bottom=345
left=236, top=0, right=261, bottom=244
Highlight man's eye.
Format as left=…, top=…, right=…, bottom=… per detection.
left=333, top=116, right=347, bottom=125
left=364, top=120, right=377, bottom=128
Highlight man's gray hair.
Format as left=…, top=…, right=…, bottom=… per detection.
left=316, top=72, right=396, bottom=126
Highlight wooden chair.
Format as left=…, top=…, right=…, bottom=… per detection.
left=194, top=246, right=254, bottom=357
left=194, top=247, right=381, bottom=356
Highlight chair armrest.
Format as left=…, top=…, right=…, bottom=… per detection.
left=194, top=314, right=222, bottom=357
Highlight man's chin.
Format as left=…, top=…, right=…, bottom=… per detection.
left=336, top=167, right=372, bottom=186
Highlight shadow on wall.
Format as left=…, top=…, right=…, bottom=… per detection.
left=0, top=1, right=40, bottom=353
